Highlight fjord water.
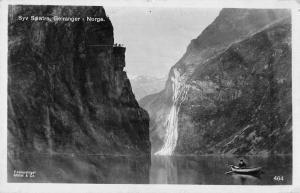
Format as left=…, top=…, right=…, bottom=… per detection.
left=9, top=154, right=291, bottom=184
left=150, top=155, right=292, bottom=185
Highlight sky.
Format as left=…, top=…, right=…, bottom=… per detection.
left=105, top=7, right=220, bottom=78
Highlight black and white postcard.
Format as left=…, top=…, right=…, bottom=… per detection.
left=1, top=0, right=300, bottom=192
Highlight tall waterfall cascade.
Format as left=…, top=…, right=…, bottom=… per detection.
left=155, top=68, right=189, bottom=155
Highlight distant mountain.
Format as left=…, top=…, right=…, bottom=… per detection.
left=140, top=9, right=291, bottom=155
left=130, top=75, right=167, bottom=100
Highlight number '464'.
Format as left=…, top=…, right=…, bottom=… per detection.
left=273, top=176, right=284, bottom=181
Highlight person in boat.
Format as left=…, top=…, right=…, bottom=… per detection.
left=238, top=159, right=247, bottom=168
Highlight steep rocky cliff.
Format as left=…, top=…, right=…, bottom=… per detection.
left=8, top=5, right=150, bottom=162
left=140, top=9, right=291, bottom=155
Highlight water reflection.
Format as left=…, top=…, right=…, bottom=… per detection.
left=149, top=156, right=178, bottom=183
left=8, top=153, right=150, bottom=183
left=8, top=153, right=292, bottom=185
left=150, top=155, right=292, bottom=185
left=230, top=173, right=261, bottom=185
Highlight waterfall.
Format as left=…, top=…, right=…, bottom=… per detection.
left=155, top=69, right=188, bottom=155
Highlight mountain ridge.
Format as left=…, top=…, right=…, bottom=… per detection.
left=130, top=75, right=167, bottom=100
left=140, top=8, right=291, bottom=155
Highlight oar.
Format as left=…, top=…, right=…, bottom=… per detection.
left=225, top=170, right=234, bottom=174
left=225, top=164, right=235, bottom=174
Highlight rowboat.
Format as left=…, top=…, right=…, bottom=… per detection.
left=230, top=165, right=262, bottom=174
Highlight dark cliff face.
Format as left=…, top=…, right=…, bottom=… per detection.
left=8, top=5, right=150, bottom=159
left=177, top=18, right=292, bottom=155
left=140, top=9, right=291, bottom=155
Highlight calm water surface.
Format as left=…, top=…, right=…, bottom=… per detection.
left=150, top=155, right=292, bottom=185
left=9, top=154, right=291, bottom=184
